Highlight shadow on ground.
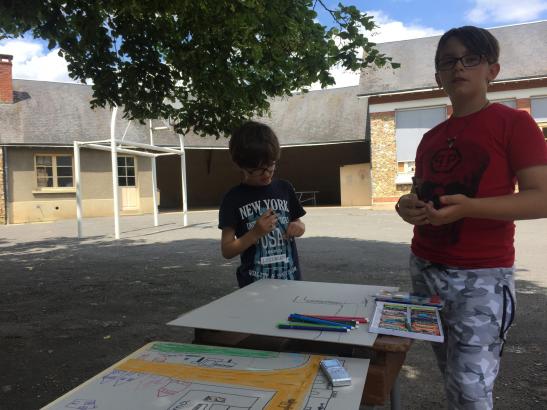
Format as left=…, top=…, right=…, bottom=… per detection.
left=0, top=236, right=545, bottom=409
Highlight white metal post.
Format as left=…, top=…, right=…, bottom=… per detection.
left=178, top=134, right=188, bottom=226
left=73, top=118, right=184, bottom=240
left=74, top=141, right=83, bottom=239
left=149, top=120, right=159, bottom=227
left=110, top=106, right=120, bottom=239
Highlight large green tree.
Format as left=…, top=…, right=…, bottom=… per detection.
left=0, top=0, right=397, bottom=136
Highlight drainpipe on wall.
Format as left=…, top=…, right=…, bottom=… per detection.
left=1, top=146, right=7, bottom=224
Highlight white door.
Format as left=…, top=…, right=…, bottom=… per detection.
left=117, top=156, right=139, bottom=211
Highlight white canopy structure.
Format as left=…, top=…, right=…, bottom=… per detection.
left=73, top=106, right=188, bottom=239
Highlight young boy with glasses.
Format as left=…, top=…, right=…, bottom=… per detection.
left=219, top=121, right=306, bottom=287
left=396, top=26, right=547, bottom=409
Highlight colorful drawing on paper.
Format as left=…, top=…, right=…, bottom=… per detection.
left=369, top=302, right=444, bottom=343
left=42, top=342, right=368, bottom=410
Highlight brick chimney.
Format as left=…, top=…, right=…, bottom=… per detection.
left=0, top=54, right=13, bottom=104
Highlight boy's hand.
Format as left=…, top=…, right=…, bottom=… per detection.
left=424, top=194, right=470, bottom=225
left=285, top=220, right=305, bottom=238
left=253, top=208, right=278, bottom=237
left=395, top=194, right=428, bottom=225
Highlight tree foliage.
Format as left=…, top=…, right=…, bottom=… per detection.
left=0, top=0, right=398, bottom=136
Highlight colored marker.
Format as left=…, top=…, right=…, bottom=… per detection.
left=277, top=321, right=348, bottom=330
left=288, top=317, right=348, bottom=328
left=289, top=314, right=352, bottom=329
left=299, top=316, right=359, bottom=327
left=278, top=323, right=349, bottom=332
left=309, top=319, right=357, bottom=328
left=299, top=314, right=368, bottom=324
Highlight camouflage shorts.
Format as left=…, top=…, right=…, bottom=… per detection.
left=410, top=253, right=516, bottom=410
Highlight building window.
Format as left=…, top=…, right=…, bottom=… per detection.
left=117, top=156, right=136, bottom=187
left=35, top=154, right=73, bottom=188
left=531, top=97, right=547, bottom=142
left=395, top=106, right=446, bottom=184
left=531, top=96, right=547, bottom=123
left=530, top=97, right=547, bottom=123
left=398, top=161, right=415, bottom=174
left=492, top=98, right=516, bottom=108
left=538, top=122, right=547, bottom=140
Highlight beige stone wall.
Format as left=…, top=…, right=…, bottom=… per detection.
left=0, top=147, right=5, bottom=224
left=370, top=112, right=406, bottom=202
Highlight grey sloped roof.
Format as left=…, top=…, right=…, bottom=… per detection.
left=258, top=86, right=367, bottom=146
left=0, top=80, right=366, bottom=148
left=0, top=79, right=184, bottom=147
left=358, top=20, right=547, bottom=96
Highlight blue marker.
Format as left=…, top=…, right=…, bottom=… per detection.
left=278, top=324, right=349, bottom=332
left=289, top=313, right=352, bottom=329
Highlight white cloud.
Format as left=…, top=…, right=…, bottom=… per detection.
left=307, top=65, right=363, bottom=91
left=367, top=10, right=443, bottom=43
left=466, top=0, right=547, bottom=24
left=0, top=38, right=75, bottom=83
left=310, top=11, right=441, bottom=90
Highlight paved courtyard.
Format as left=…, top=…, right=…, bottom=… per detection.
left=0, top=207, right=546, bottom=409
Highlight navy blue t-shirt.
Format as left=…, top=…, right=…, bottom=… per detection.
left=218, top=179, right=306, bottom=287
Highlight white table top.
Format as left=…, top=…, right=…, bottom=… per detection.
left=169, top=279, right=397, bottom=347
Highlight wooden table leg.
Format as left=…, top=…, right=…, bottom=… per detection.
left=355, top=348, right=406, bottom=406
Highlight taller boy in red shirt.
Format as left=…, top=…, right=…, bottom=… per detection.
left=396, top=26, right=547, bottom=409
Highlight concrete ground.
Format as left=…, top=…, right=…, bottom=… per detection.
left=0, top=208, right=546, bottom=409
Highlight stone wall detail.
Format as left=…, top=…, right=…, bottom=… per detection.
left=370, top=112, right=402, bottom=202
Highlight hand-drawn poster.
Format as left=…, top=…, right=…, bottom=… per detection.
left=42, top=342, right=370, bottom=410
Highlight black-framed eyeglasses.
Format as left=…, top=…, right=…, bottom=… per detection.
left=245, top=162, right=276, bottom=176
left=436, top=54, right=483, bottom=71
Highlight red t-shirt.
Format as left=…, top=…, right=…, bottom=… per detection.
left=411, top=103, right=547, bottom=268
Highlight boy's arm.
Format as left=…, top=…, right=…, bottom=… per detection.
left=221, top=227, right=262, bottom=259
left=425, top=164, right=547, bottom=225
left=286, top=218, right=305, bottom=238
left=220, top=209, right=278, bottom=259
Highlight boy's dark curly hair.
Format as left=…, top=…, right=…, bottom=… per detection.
left=229, top=121, right=281, bottom=169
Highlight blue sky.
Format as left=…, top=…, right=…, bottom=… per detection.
left=315, top=0, right=547, bottom=33
left=1, top=0, right=546, bottom=87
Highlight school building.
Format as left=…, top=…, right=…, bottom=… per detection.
left=0, top=59, right=370, bottom=224
left=0, top=21, right=546, bottom=225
